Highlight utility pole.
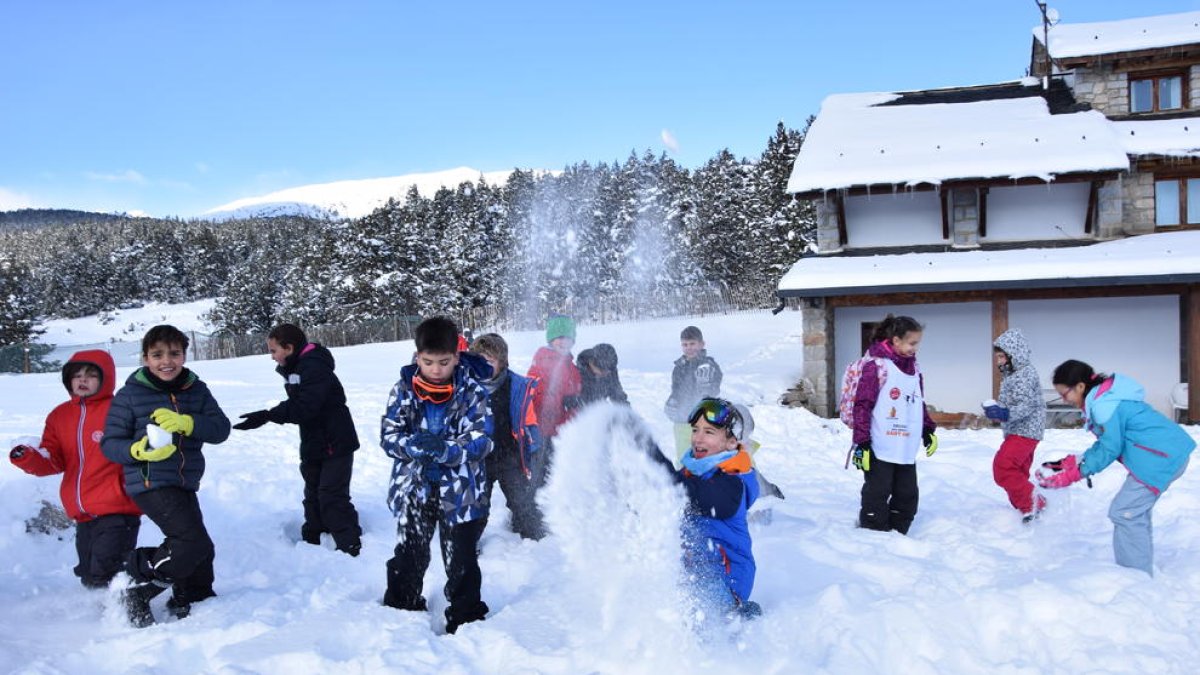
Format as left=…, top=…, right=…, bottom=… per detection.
left=1035, top=1, right=1057, bottom=90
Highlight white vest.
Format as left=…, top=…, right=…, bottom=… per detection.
left=869, top=359, right=924, bottom=465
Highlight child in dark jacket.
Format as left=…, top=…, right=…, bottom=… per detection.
left=850, top=315, right=937, bottom=535
left=576, top=343, right=629, bottom=406
left=102, top=325, right=231, bottom=627
left=984, top=328, right=1048, bottom=522
left=678, top=398, right=760, bottom=618
left=665, top=326, right=723, bottom=459
left=9, top=350, right=141, bottom=589
left=380, top=316, right=493, bottom=634
left=471, top=333, right=545, bottom=540
left=232, top=323, right=362, bottom=556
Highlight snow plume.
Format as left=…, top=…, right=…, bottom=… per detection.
left=538, top=403, right=701, bottom=669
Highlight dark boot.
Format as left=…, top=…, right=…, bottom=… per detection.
left=382, top=590, right=427, bottom=612
left=123, top=582, right=167, bottom=628
left=300, top=523, right=324, bottom=546
left=444, top=601, right=488, bottom=634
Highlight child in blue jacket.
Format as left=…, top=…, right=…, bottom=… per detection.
left=678, top=397, right=760, bottom=618
left=1040, top=360, right=1195, bottom=575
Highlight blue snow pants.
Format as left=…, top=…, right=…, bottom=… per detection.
left=1108, top=458, right=1189, bottom=576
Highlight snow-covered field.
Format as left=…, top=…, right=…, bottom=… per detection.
left=3, top=306, right=1200, bottom=674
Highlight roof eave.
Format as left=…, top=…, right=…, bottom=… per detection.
left=776, top=273, right=1200, bottom=298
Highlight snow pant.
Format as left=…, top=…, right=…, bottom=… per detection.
left=1108, top=457, right=1189, bottom=576
left=484, top=453, right=545, bottom=540
left=300, top=453, right=362, bottom=553
left=993, top=434, right=1042, bottom=514
left=383, top=493, right=489, bottom=632
left=74, top=513, right=140, bottom=589
left=129, top=487, right=216, bottom=605
left=859, top=458, right=918, bottom=534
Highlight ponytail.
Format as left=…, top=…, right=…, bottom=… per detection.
left=871, top=314, right=924, bottom=343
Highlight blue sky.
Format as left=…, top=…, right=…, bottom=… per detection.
left=2, top=0, right=1196, bottom=218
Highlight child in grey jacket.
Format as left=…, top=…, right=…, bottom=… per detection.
left=983, top=328, right=1048, bottom=521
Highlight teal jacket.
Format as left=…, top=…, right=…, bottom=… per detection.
left=1081, top=374, right=1195, bottom=494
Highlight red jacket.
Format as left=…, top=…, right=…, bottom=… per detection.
left=10, top=349, right=140, bottom=522
left=527, top=346, right=582, bottom=440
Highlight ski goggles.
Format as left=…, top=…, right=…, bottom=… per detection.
left=687, top=397, right=743, bottom=437
left=413, top=375, right=454, bottom=404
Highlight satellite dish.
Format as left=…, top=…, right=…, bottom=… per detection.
left=1046, top=8, right=1060, bottom=24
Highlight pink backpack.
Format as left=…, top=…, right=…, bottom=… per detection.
left=837, top=354, right=888, bottom=427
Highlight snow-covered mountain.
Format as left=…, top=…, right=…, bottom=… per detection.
left=201, top=167, right=519, bottom=220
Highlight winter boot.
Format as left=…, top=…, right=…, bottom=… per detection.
left=300, top=524, right=324, bottom=546
left=445, top=601, right=489, bottom=634
left=122, top=582, right=167, bottom=628
left=382, top=590, right=427, bottom=612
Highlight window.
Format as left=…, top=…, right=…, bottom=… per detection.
left=1130, top=72, right=1186, bottom=113
left=1154, top=176, right=1200, bottom=227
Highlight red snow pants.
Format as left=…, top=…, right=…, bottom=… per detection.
left=992, top=434, right=1041, bottom=513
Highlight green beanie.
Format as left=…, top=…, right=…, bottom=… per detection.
left=545, top=314, right=576, bottom=343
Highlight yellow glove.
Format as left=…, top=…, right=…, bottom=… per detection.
left=923, top=432, right=938, bottom=457
left=152, top=408, right=194, bottom=436
left=131, top=437, right=178, bottom=462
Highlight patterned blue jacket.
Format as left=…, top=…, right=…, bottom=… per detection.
left=380, top=357, right=493, bottom=525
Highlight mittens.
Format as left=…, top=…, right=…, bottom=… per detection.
left=983, top=405, right=1010, bottom=422
left=407, top=431, right=446, bottom=462
left=1037, top=455, right=1083, bottom=489
left=233, top=410, right=270, bottom=431
left=131, top=437, right=178, bottom=462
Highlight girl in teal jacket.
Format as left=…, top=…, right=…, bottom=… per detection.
left=1040, top=360, right=1195, bottom=575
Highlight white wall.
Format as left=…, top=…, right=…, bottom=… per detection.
left=984, top=182, right=1090, bottom=241
left=834, top=303, right=993, bottom=414
left=832, top=295, right=1180, bottom=417
left=845, top=191, right=943, bottom=248
left=1010, top=295, right=1179, bottom=413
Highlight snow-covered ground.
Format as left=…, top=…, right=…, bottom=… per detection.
left=3, top=306, right=1200, bottom=674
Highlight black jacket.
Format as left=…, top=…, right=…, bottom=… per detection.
left=269, top=343, right=359, bottom=460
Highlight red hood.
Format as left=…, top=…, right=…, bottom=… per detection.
left=61, top=349, right=117, bottom=403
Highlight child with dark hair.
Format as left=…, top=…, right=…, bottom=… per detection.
left=665, top=326, right=723, bottom=459
left=678, top=397, right=760, bottom=618
left=849, top=315, right=937, bottom=534
left=9, top=350, right=141, bottom=589
left=470, top=333, right=544, bottom=540
left=102, top=325, right=231, bottom=626
left=984, top=328, right=1048, bottom=522
left=1040, top=359, right=1195, bottom=575
left=576, top=343, right=629, bottom=405
left=232, top=323, right=362, bottom=556
left=380, top=316, right=493, bottom=633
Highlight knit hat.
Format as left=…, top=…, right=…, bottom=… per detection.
left=545, top=314, right=576, bottom=343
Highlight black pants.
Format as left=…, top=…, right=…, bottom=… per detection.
left=485, top=453, right=545, bottom=540
left=130, top=487, right=216, bottom=604
left=74, top=513, right=140, bottom=588
left=859, top=458, right=919, bottom=534
left=384, top=493, right=488, bottom=629
left=300, top=453, right=361, bottom=551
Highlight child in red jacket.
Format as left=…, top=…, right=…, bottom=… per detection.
left=9, top=350, right=141, bottom=588
left=526, top=314, right=582, bottom=484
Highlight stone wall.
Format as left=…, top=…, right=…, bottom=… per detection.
left=792, top=300, right=834, bottom=417
left=814, top=195, right=841, bottom=252
left=950, top=188, right=979, bottom=247
left=1122, top=173, right=1157, bottom=235
left=1071, top=64, right=1200, bottom=115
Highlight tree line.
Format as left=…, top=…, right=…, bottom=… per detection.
left=0, top=122, right=815, bottom=363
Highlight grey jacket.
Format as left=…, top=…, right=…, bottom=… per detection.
left=994, top=329, right=1046, bottom=441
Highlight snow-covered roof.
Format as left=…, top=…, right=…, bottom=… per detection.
left=777, top=231, right=1200, bottom=297
left=1037, top=11, right=1200, bottom=60
left=786, top=92, right=1129, bottom=194
left=1113, top=118, right=1200, bottom=157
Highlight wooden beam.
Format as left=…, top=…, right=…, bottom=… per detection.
left=836, top=192, right=848, bottom=248
left=825, top=283, right=1190, bottom=308
left=978, top=187, right=988, bottom=239
left=1084, top=180, right=1099, bottom=235
left=940, top=189, right=950, bottom=240
left=991, top=296, right=1008, bottom=399
left=1189, top=285, right=1200, bottom=423
left=790, top=171, right=1122, bottom=200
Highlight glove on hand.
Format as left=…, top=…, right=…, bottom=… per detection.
left=131, top=437, right=178, bottom=462
left=407, top=431, right=446, bottom=462
left=151, top=408, right=194, bottom=436
left=233, top=410, right=270, bottom=431
left=10, top=445, right=34, bottom=461
left=1037, top=455, right=1083, bottom=489
left=852, top=442, right=872, bottom=472
left=923, top=432, right=938, bottom=457
left=983, top=405, right=1010, bottom=422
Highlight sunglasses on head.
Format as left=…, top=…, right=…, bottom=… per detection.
left=688, top=398, right=743, bottom=436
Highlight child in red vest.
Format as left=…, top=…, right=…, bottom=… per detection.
left=9, top=350, right=141, bottom=588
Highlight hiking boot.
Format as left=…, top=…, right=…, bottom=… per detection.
left=382, top=591, right=427, bottom=612
left=122, top=584, right=162, bottom=628
left=337, top=541, right=362, bottom=557
left=165, top=596, right=191, bottom=620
